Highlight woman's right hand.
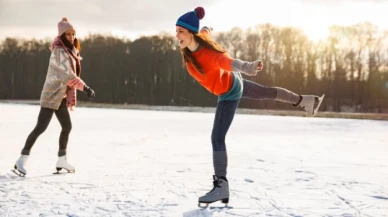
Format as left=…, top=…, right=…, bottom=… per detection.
left=83, top=85, right=95, bottom=99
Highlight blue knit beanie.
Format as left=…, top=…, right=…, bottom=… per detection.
left=176, top=7, right=205, bottom=33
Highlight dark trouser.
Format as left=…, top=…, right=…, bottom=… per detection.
left=21, top=99, right=72, bottom=157
left=212, top=79, right=283, bottom=178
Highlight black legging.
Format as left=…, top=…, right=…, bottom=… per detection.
left=21, top=99, right=72, bottom=156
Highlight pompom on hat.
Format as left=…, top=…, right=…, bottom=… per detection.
left=176, top=7, right=205, bottom=33
left=57, top=17, right=75, bottom=36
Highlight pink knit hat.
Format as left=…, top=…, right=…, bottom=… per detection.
left=57, top=17, right=75, bottom=36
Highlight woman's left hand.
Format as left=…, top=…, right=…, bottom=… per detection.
left=257, top=61, right=263, bottom=71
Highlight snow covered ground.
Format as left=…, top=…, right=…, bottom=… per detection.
left=0, top=103, right=387, bottom=217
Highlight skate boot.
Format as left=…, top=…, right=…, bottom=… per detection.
left=297, top=94, right=325, bottom=117
left=198, top=175, right=229, bottom=208
left=13, top=155, right=29, bottom=177
left=55, top=155, right=75, bottom=174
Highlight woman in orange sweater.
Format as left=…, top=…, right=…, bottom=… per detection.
left=176, top=7, right=324, bottom=207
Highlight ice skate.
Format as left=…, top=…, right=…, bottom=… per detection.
left=297, top=94, right=325, bottom=117
left=54, top=156, right=75, bottom=174
left=13, top=155, right=29, bottom=177
left=198, top=175, right=229, bottom=208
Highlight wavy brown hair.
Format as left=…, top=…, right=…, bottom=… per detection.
left=60, top=33, right=81, bottom=51
left=180, top=31, right=226, bottom=73
left=60, top=33, right=81, bottom=76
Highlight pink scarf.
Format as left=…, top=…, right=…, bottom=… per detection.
left=51, top=37, right=82, bottom=110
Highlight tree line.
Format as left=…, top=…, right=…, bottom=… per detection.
left=1, top=22, right=387, bottom=112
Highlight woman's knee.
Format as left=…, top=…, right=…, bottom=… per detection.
left=211, top=140, right=226, bottom=151
left=62, top=122, right=72, bottom=134
left=211, top=133, right=226, bottom=151
left=32, top=124, right=48, bottom=135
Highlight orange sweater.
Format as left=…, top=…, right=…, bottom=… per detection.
left=186, top=47, right=234, bottom=96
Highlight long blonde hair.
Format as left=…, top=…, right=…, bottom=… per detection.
left=180, top=31, right=226, bottom=73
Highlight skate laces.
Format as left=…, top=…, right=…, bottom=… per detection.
left=298, top=103, right=307, bottom=112
left=207, top=180, right=221, bottom=194
left=205, top=176, right=222, bottom=194
left=213, top=179, right=221, bottom=188
left=298, top=96, right=317, bottom=110
left=313, top=97, right=319, bottom=108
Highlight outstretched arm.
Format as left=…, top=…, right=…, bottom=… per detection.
left=200, top=27, right=263, bottom=75
left=231, top=59, right=263, bottom=76
left=212, top=53, right=264, bottom=76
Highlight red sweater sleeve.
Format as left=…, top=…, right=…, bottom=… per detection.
left=213, top=53, right=233, bottom=72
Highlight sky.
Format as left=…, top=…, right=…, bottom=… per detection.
left=1, top=0, right=388, bottom=41
left=0, top=103, right=388, bottom=216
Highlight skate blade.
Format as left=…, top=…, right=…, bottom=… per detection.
left=313, top=94, right=325, bottom=116
left=198, top=203, right=209, bottom=209
left=198, top=203, right=232, bottom=209
left=208, top=206, right=233, bottom=210
left=12, top=169, right=26, bottom=177
left=198, top=198, right=229, bottom=209
left=53, top=171, right=75, bottom=175
left=53, top=168, right=75, bottom=175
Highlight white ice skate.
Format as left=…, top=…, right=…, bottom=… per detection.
left=13, top=155, right=29, bottom=177
left=298, top=94, right=325, bottom=117
left=54, top=156, right=75, bottom=174
left=198, top=175, right=230, bottom=208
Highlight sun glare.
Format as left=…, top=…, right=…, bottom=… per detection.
left=206, top=0, right=387, bottom=43
left=300, top=23, right=331, bottom=42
